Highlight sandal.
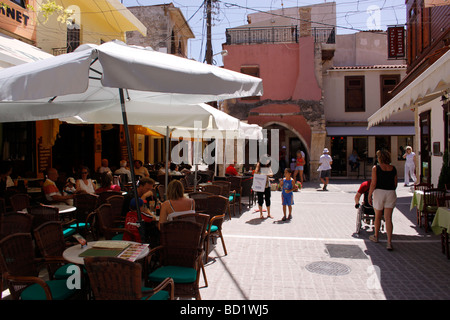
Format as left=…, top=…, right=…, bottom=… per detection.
left=369, top=235, right=379, bottom=243
left=282, top=216, right=286, bottom=221
left=386, top=243, right=394, bottom=251
left=288, top=215, right=292, bottom=220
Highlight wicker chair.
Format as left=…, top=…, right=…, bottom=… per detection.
left=0, top=233, right=78, bottom=300
left=240, top=176, right=254, bottom=207
left=33, top=221, right=78, bottom=281
left=95, top=203, right=133, bottom=241
left=27, top=205, right=77, bottom=238
left=96, top=190, right=122, bottom=206
left=73, top=193, right=99, bottom=236
left=188, top=192, right=213, bottom=213
left=204, top=195, right=228, bottom=262
left=419, top=188, right=446, bottom=232
left=145, top=220, right=204, bottom=300
left=84, top=256, right=174, bottom=300
left=186, top=173, right=201, bottom=189
left=9, top=193, right=30, bottom=212
left=413, top=182, right=434, bottom=224
left=212, top=181, right=234, bottom=218
left=173, top=213, right=210, bottom=287
left=227, top=176, right=243, bottom=215
left=202, top=184, right=222, bottom=195
left=180, top=177, right=194, bottom=193
left=0, top=212, right=33, bottom=240
left=105, top=194, right=125, bottom=226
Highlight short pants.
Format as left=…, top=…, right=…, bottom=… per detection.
left=372, top=189, right=397, bottom=210
left=282, top=191, right=294, bottom=206
left=320, top=169, right=331, bottom=178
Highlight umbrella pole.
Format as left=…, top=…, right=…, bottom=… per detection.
left=119, top=88, right=145, bottom=242
left=165, top=126, right=169, bottom=199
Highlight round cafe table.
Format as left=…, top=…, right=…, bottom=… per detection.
left=63, top=240, right=150, bottom=265
left=19, top=203, right=77, bottom=215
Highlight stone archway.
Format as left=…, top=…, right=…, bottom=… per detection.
left=261, top=122, right=310, bottom=181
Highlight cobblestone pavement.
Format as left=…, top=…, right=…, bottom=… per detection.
left=199, top=180, right=450, bottom=300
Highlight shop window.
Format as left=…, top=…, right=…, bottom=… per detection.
left=352, top=137, right=368, bottom=160
left=345, top=76, right=365, bottom=112
left=397, top=136, right=414, bottom=161
left=380, top=75, right=400, bottom=107
left=240, top=66, right=260, bottom=101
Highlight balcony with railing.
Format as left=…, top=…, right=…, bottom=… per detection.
left=225, top=26, right=335, bottom=45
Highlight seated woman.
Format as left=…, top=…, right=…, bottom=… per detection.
left=158, top=180, right=195, bottom=228
left=95, top=172, right=121, bottom=194
left=76, top=166, right=96, bottom=194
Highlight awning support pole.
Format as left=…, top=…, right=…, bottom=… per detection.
left=119, top=88, right=145, bottom=242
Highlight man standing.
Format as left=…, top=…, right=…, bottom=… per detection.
left=318, top=148, right=333, bottom=191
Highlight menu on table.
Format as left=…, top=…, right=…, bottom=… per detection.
left=117, top=243, right=149, bottom=262
left=78, top=241, right=149, bottom=262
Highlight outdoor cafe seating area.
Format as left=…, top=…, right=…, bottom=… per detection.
left=0, top=167, right=255, bottom=300
left=410, top=182, right=450, bottom=259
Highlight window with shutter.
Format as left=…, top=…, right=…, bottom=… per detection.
left=345, top=76, right=365, bottom=112
left=380, top=75, right=400, bottom=107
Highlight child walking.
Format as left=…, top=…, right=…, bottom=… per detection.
left=280, top=168, right=294, bottom=221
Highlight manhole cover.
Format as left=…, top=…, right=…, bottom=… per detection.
left=305, top=261, right=351, bottom=276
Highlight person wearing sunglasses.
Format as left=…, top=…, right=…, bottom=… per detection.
left=76, top=166, right=96, bottom=194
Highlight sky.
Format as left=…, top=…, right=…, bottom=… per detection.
left=121, top=0, right=407, bottom=66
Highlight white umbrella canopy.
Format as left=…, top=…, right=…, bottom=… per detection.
left=0, top=40, right=263, bottom=122
left=0, top=40, right=263, bottom=239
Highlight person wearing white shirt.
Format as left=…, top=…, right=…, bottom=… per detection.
left=402, top=146, right=417, bottom=186
left=318, top=148, right=333, bottom=191
left=114, top=160, right=132, bottom=183
left=98, top=158, right=111, bottom=174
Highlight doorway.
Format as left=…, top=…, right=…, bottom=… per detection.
left=101, top=125, right=120, bottom=170
left=419, top=111, right=431, bottom=183
left=330, top=136, right=347, bottom=176
left=52, top=123, right=94, bottom=177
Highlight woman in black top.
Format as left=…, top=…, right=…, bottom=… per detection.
left=368, top=150, right=397, bottom=251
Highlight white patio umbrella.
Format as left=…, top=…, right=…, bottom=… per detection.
left=0, top=40, right=263, bottom=240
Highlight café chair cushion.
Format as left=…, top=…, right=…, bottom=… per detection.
left=148, top=266, right=197, bottom=284
left=21, top=279, right=76, bottom=300
left=141, top=287, right=170, bottom=300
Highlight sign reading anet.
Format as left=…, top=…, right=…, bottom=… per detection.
left=1, top=6, right=30, bottom=26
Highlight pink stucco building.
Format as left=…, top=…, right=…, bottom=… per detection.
left=222, top=4, right=336, bottom=180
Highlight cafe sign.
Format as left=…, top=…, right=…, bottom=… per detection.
left=387, top=26, right=405, bottom=60
left=0, top=5, right=30, bottom=26
left=0, top=1, right=36, bottom=42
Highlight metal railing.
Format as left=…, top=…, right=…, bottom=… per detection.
left=52, top=47, right=67, bottom=56
left=312, top=27, right=335, bottom=44
left=226, top=26, right=299, bottom=45
left=225, top=26, right=336, bottom=45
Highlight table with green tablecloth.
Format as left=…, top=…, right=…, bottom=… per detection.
left=431, top=207, right=450, bottom=235
left=431, top=207, right=450, bottom=259
left=410, top=190, right=425, bottom=211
